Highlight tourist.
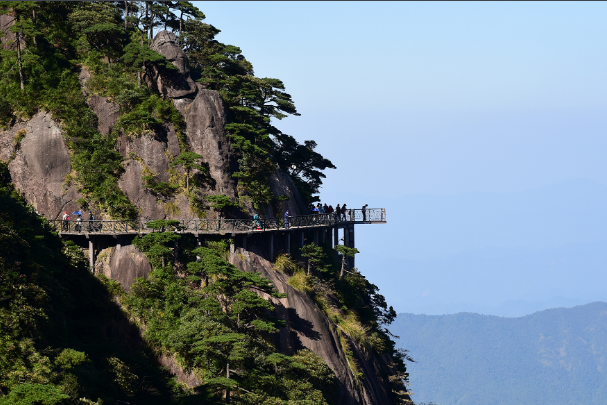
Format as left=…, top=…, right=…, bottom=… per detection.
left=341, top=204, right=348, bottom=221
left=88, top=211, right=95, bottom=232
left=284, top=210, right=290, bottom=229
left=254, top=213, right=261, bottom=230
left=362, top=204, right=368, bottom=222
left=335, top=204, right=341, bottom=221
left=62, top=211, right=69, bottom=231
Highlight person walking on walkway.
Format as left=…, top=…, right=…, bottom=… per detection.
left=75, top=214, right=83, bottom=232
left=62, top=212, right=69, bottom=231
left=341, top=204, right=348, bottom=221
left=254, top=213, right=261, bottom=230
left=284, top=210, right=290, bottom=229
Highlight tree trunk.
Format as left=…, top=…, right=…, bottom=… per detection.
left=225, top=359, right=231, bottom=403
left=149, top=5, right=153, bottom=43
left=16, top=32, right=24, bottom=91
left=340, top=255, right=346, bottom=279
left=124, top=1, right=128, bottom=31
left=186, top=168, right=189, bottom=193
left=32, top=9, right=37, bottom=47
left=145, top=2, right=149, bottom=41
left=179, top=9, right=183, bottom=40
left=307, top=259, right=311, bottom=276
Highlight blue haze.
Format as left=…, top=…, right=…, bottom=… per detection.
left=194, top=2, right=607, bottom=315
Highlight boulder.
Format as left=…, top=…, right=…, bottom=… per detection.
left=149, top=30, right=197, bottom=99
left=95, top=244, right=152, bottom=291
left=0, top=112, right=83, bottom=218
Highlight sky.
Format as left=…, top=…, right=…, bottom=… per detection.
left=193, top=1, right=607, bottom=315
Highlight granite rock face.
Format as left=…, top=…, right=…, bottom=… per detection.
left=117, top=128, right=190, bottom=220
left=185, top=89, right=238, bottom=199
left=149, top=30, right=197, bottom=99
left=0, top=14, right=18, bottom=51
left=78, top=68, right=120, bottom=136
left=0, top=112, right=82, bottom=218
left=95, top=244, right=152, bottom=291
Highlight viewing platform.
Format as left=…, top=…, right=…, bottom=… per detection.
left=52, top=208, right=385, bottom=271
left=51, top=208, right=386, bottom=236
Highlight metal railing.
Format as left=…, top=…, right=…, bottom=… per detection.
left=49, top=208, right=386, bottom=235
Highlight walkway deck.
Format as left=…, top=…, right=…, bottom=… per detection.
left=52, top=208, right=386, bottom=236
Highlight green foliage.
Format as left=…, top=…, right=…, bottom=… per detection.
left=205, top=194, right=238, bottom=217
left=0, top=383, right=69, bottom=405
left=0, top=2, right=138, bottom=220
left=124, top=233, right=338, bottom=403
left=170, top=151, right=206, bottom=192
left=0, top=163, right=193, bottom=403
left=181, top=18, right=335, bottom=207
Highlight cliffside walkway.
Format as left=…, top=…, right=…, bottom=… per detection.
left=51, top=208, right=386, bottom=236
left=53, top=208, right=385, bottom=271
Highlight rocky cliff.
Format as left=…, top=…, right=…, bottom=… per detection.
left=0, top=26, right=404, bottom=405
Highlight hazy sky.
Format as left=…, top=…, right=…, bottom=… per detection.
left=193, top=1, right=607, bottom=314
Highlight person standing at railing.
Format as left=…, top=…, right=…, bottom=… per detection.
left=362, top=204, right=368, bottom=222
left=284, top=210, right=290, bottom=229
left=335, top=204, right=341, bottom=222
left=341, top=204, right=348, bottom=221
left=87, top=211, right=95, bottom=232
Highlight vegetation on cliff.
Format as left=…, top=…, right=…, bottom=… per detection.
left=0, top=1, right=334, bottom=219
left=0, top=161, right=195, bottom=404
left=276, top=244, right=412, bottom=404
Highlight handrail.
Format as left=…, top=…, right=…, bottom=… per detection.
left=49, top=208, right=386, bottom=235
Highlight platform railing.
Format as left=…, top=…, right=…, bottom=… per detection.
left=49, top=208, right=386, bottom=235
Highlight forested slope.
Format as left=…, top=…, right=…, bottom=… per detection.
left=0, top=2, right=410, bottom=404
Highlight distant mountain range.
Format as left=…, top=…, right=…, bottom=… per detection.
left=392, top=302, right=607, bottom=405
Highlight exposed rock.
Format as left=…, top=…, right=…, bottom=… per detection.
left=149, top=30, right=197, bottom=99
left=78, top=68, right=120, bottom=136
left=266, top=170, right=309, bottom=217
left=117, top=130, right=190, bottom=220
left=0, top=14, right=19, bottom=51
left=95, top=244, right=152, bottom=291
left=86, top=95, right=119, bottom=136
left=0, top=112, right=83, bottom=218
left=158, top=354, right=200, bottom=388
left=231, top=238, right=396, bottom=405
left=185, top=89, right=238, bottom=199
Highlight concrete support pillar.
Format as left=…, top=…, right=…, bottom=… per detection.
left=314, top=230, right=319, bottom=246
left=344, top=227, right=349, bottom=248
left=242, top=235, right=247, bottom=250
left=285, top=233, right=291, bottom=254
left=322, top=229, right=326, bottom=244
left=88, top=238, right=94, bottom=272
left=300, top=231, right=304, bottom=247
left=230, top=241, right=235, bottom=264
left=269, top=233, right=274, bottom=261
left=196, top=237, right=201, bottom=262
left=349, top=225, right=355, bottom=268
left=333, top=227, right=339, bottom=247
